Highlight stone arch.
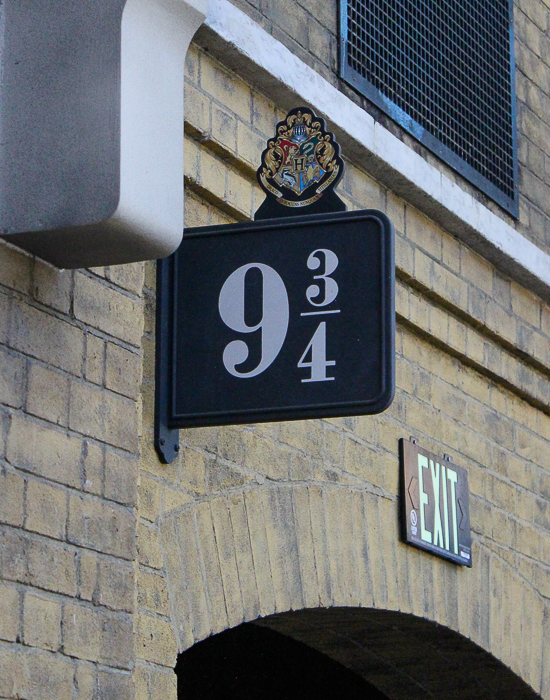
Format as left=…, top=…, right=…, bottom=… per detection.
left=159, top=483, right=548, bottom=697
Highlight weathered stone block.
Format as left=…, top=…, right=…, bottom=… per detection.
left=25, top=477, right=67, bottom=540
left=0, top=346, right=25, bottom=409
left=62, top=602, right=102, bottom=662
left=137, top=569, right=170, bottom=616
left=6, top=413, right=82, bottom=488
left=74, top=272, right=143, bottom=347
left=32, top=261, right=72, bottom=314
left=69, top=380, right=139, bottom=452
left=98, top=558, right=134, bottom=613
left=85, top=333, right=105, bottom=386
left=27, top=362, right=70, bottom=426
left=135, top=614, right=178, bottom=668
left=68, top=494, right=136, bottom=560
left=0, top=583, right=20, bottom=642
left=105, top=342, right=142, bottom=400
left=10, top=299, right=83, bottom=375
left=0, top=241, right=32, bottom=293
left=0, top=468, right=25, bottom=527
left=200, top=54, right=252, bottom=122
left=23, top=592, right=62, bottom=651
left=107, top=262, right=145, bottom=296
left=105, top=450, right=138, bottom=507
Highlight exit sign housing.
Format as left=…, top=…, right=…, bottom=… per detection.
left=400, top=438, right=472, bottom=566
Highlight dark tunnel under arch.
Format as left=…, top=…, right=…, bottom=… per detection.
left=176, top=607, right=541, bottom=700
left=177, top=622, right=391, bottom=699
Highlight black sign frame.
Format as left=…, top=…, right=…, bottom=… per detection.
left=399, top=438, right=472, bottom=567
left=156, top=210, right=394, bottom=463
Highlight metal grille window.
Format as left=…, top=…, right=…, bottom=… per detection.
left=340, top=0, right=518, bottom=215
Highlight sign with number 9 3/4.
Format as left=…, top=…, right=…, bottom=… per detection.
left=156, top=209, right=395, bottom=443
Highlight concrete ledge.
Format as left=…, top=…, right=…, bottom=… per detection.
left=199, top=0, right=550, bottom=302
left=1, top=0, right=209, bottom=269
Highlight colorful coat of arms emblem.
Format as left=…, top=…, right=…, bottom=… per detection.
left=255, top=107, right=345, bottom=219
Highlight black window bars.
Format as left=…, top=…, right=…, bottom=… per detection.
left=339, top=0, right=518, bottom=216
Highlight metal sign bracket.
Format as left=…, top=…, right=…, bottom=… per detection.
left=154, top=256, right=180, bottom=464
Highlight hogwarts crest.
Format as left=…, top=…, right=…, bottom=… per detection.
left=256, top=107, right=345, bottom=215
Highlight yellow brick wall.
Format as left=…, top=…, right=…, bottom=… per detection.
left=1, top=35, right=549, bottom=700
left=0, top=247, right=142, bottom=700
left=135, top=45, right=550, bottom=700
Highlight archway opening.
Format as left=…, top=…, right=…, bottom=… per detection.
left=175, top=608, right=541, bottom=700
left=176, top=622, right=390, bottom=699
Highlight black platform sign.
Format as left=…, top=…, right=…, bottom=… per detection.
left=399, top=438, right=472, bottom=567
left=155, top=210, right=394, bottom=461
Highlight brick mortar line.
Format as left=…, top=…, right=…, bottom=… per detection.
left=138, top=445, right=392, bottom=491
left=379, top=414, right=549, bottom=499
left=516, top=114, right=550, bottom=165
left=0, top=464, right=136, bottom=516
left=397, top=281, right=550, bottom=382
left=139, top=439, right=383, bottom=487
left=0, top=521, right=135, bottom=560
left=0, top=287, right=144, bottom=353
left=144, top=399, right=550, bottom=494
left=77, top=269, right=143, bottom=303
left=140, top=393, right=550, bottom=495
left=184, top=448, right=380, bottom=488
left=0, top=640, right=136, bottom=660
left=474, top=533, right=550, bottom=567
left=0, top=581, right=133, bottom=617
left=516, top=38, right=550, bottom=78
left=469, top=491, right=549, bottom=532
left=474, top=540, right=550, bottom=602
left=394, top=340, right=550, bottom=448
left=398, top=272, right=550, bottom=378
left=184, top=122, right=259, bottom=181
left=135, top=609, right=172, bottom=624
left=137, top=563, right=168, bottom=576
left=0, top=583, right=134, bottom=618
left=0, top=462, right=136, bottom=511
left=0, top=270, right=142, bottom=308
left=397, top=314, right=550, bottom=417
left=2, top=407, right=140, bottom=457
left=0, top=428, right=139, bottom=463
left=158, top=482, right=396, bottom=527
left=0, top=347, right=141, bottom=403
left=184, top=175, right=248, bottom=222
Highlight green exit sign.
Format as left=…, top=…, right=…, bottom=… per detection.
left=399, top=438, right=472, bottom=567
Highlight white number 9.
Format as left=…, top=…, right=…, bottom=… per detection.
left=306, top=249, right=339, bottom=307
left=218, top=263, right=289, bottom=378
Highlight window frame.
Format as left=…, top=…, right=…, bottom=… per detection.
left=338, top=0, right=519, bottom=217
